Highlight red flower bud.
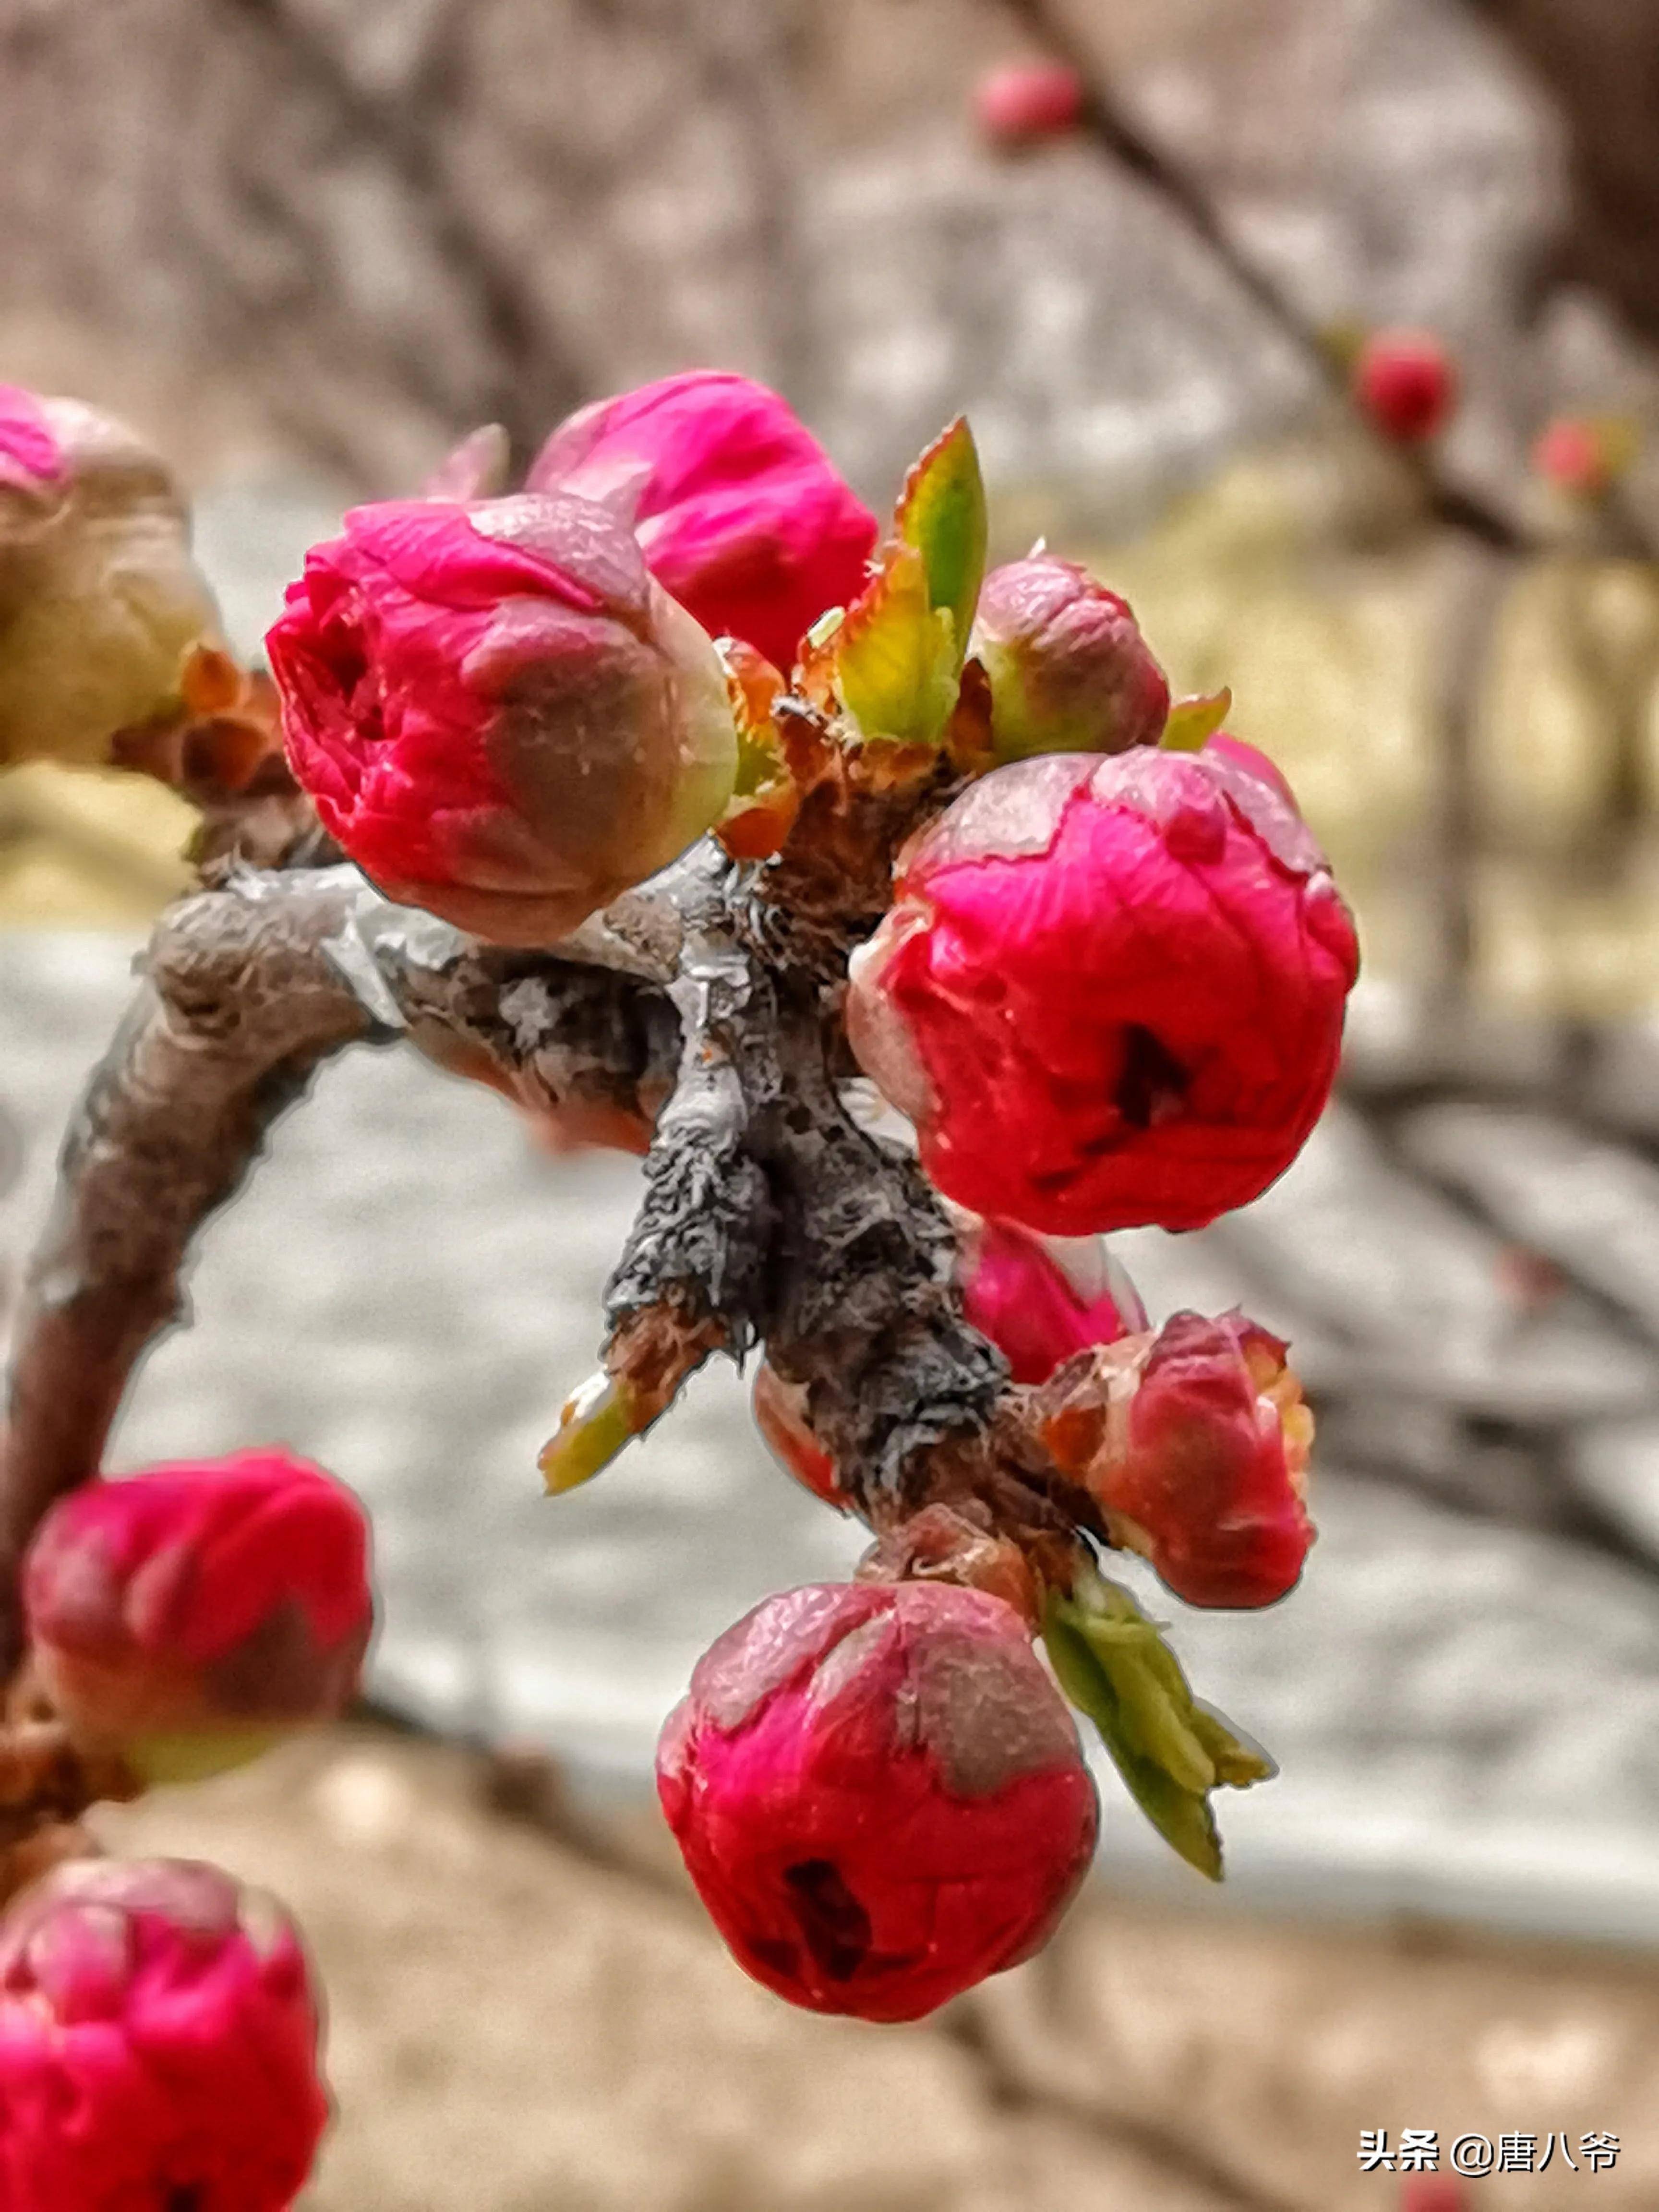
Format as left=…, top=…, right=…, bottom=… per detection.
left=973, top=61, right=1086, bottom=146
left=962, top=1219, right=1145, bottom=1384
left=0, top=386, right=223, bottom=769
left=657, top=1581, right=1098, bottom=2020
left=0, top=1856, right=328, bottom=2211
left=1040, top=1311, right=1314, bottom=1608
left=847, top=745, right=1358, bottom=1235
left=1351, top=331, right=1457, bottom=444
left=970, top=554, right=1168, bottom=761
left=269, top=493, right=738, bottom=945
left=23, top=1448, right=373, bottom=1783
left=528, top=372, right=879, bottom=676
left=750, top=1363, right=852, bottom=1510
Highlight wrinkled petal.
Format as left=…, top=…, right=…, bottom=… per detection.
left=658, top=1581, right=1097, bottom=2021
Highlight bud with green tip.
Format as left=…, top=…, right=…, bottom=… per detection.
left=970, top=553, right=1169, bottom=761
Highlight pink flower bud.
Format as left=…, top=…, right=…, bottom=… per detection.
left=962, top=1219, right=1146, bottom=1384
left=973, top=61, right=1085, bottom=146
left=1351, top=331, right=1457, bottom=444
left=847, top=746, right=1358, bottom=1235
left=1040, top=1311, right=1314, bottom=1608
left=23, top=1448, right=373, bottom=1784
left=0, top=387, right=223, bottom=769
left=528, top=372, right=879, bottom=676
left=269, top=493, right=738, bottom=945
left=970, top=555, right=1168, bottom=760
left=0, top=1855, right=328, bottom=2211
left=1531, top=414, right=1634, bottom=499
left=657, top=1581, right=1098, bottom=2021
left=1201, top=727, right=1298, bottom=808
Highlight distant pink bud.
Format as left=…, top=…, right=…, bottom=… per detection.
left=0, top=1856, right=328, bottom=2211
left=1352, top=331, right=1457, bottom=444
left=847, top=747, right=1358, bottom=1235
left=658, top=1581, right=1097, bottom=2020
left=529, top=372, right=878, bottom=675
left=962, top=1219, right=1146, bottom=1384
left=0, top=385, right=63, bottom=492
left=973, top=61, right=1085, bottom=145
left=970, top=555, right=1168, bottom=760
left=0, top=389, right=223, bottom=769
left=270, top=493, right=737, bottom=945
left=1532, top=415, right=1633, bottom=499
left=1040, top=1311, right=1314, bottom=1608
left=23, top=1448, right=373, bottom=1783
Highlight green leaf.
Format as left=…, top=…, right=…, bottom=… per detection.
left=1161, top=686, right=1232, bottom=751
left=834, top=540, right=961, bottom=746
left=895, top=416, right=988, bottom=676
left=1042, top=1569, right=1274, bottom=1882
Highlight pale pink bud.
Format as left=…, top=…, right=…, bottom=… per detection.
left=0, top=386, right=223, bottom=768
left=970, top=555, right=1168, bottom=760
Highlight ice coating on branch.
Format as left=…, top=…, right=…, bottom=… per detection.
left=0, top=1856, right=328, bottom=2211
left=962, top=1219, right=1146, bottom=1384
left=0, top=388, right=223, bottom=769
left=270, top=491, right=738, bottom=945
left=529, top=371, right=879, bottom=675
left=657, top=1581, right=1098, bottom=2021
left=1039, top=1310, right=1315, bottom=1608
left=24, top=1447, right=373, bottom=1783
left=970, top=554, right=1168, bottom=760
left=1352, top=331, right=1457, bottom=444
left=847, top=740, right=1358, bottom=1234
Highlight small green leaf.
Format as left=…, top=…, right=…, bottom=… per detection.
left=834, top=540, right=961, bottom=746
left=1161, top=687, right=1231, bottom=751
left=895, top=417, right=988, bottom=676
left=1042, top=1569, right=1274, bottom=1882
left=539, top=1371, right=639, bottom=1494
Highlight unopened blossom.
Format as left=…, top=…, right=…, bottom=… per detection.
left=973, top=60, right=1085, bottom=145
left=529, top=371, right=878, bottom=674
left=1039, top=1310, right=1314, bottom=1608
left=657, top=1580, right=1098, bottom=2021
left=1351, top=331, right=1457, bottom=444
left=1532, top=415, right=1634, bottom=500
left=23, top=1448, right=373, bottom=1783
left=962, top=1219, right=1146, bottom=1384
left=0, top=385, right=223, bottom=768
left=847, top=744, right=1358, bottom=1235
left=270, top=491, right=737, bottom=945
left=0, top=1856, right=328, bottom=2211
left=969, top=554, right=1168, bottom=760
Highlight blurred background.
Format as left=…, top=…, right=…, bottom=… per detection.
left=5, top=0, right=1659, bottom=2205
